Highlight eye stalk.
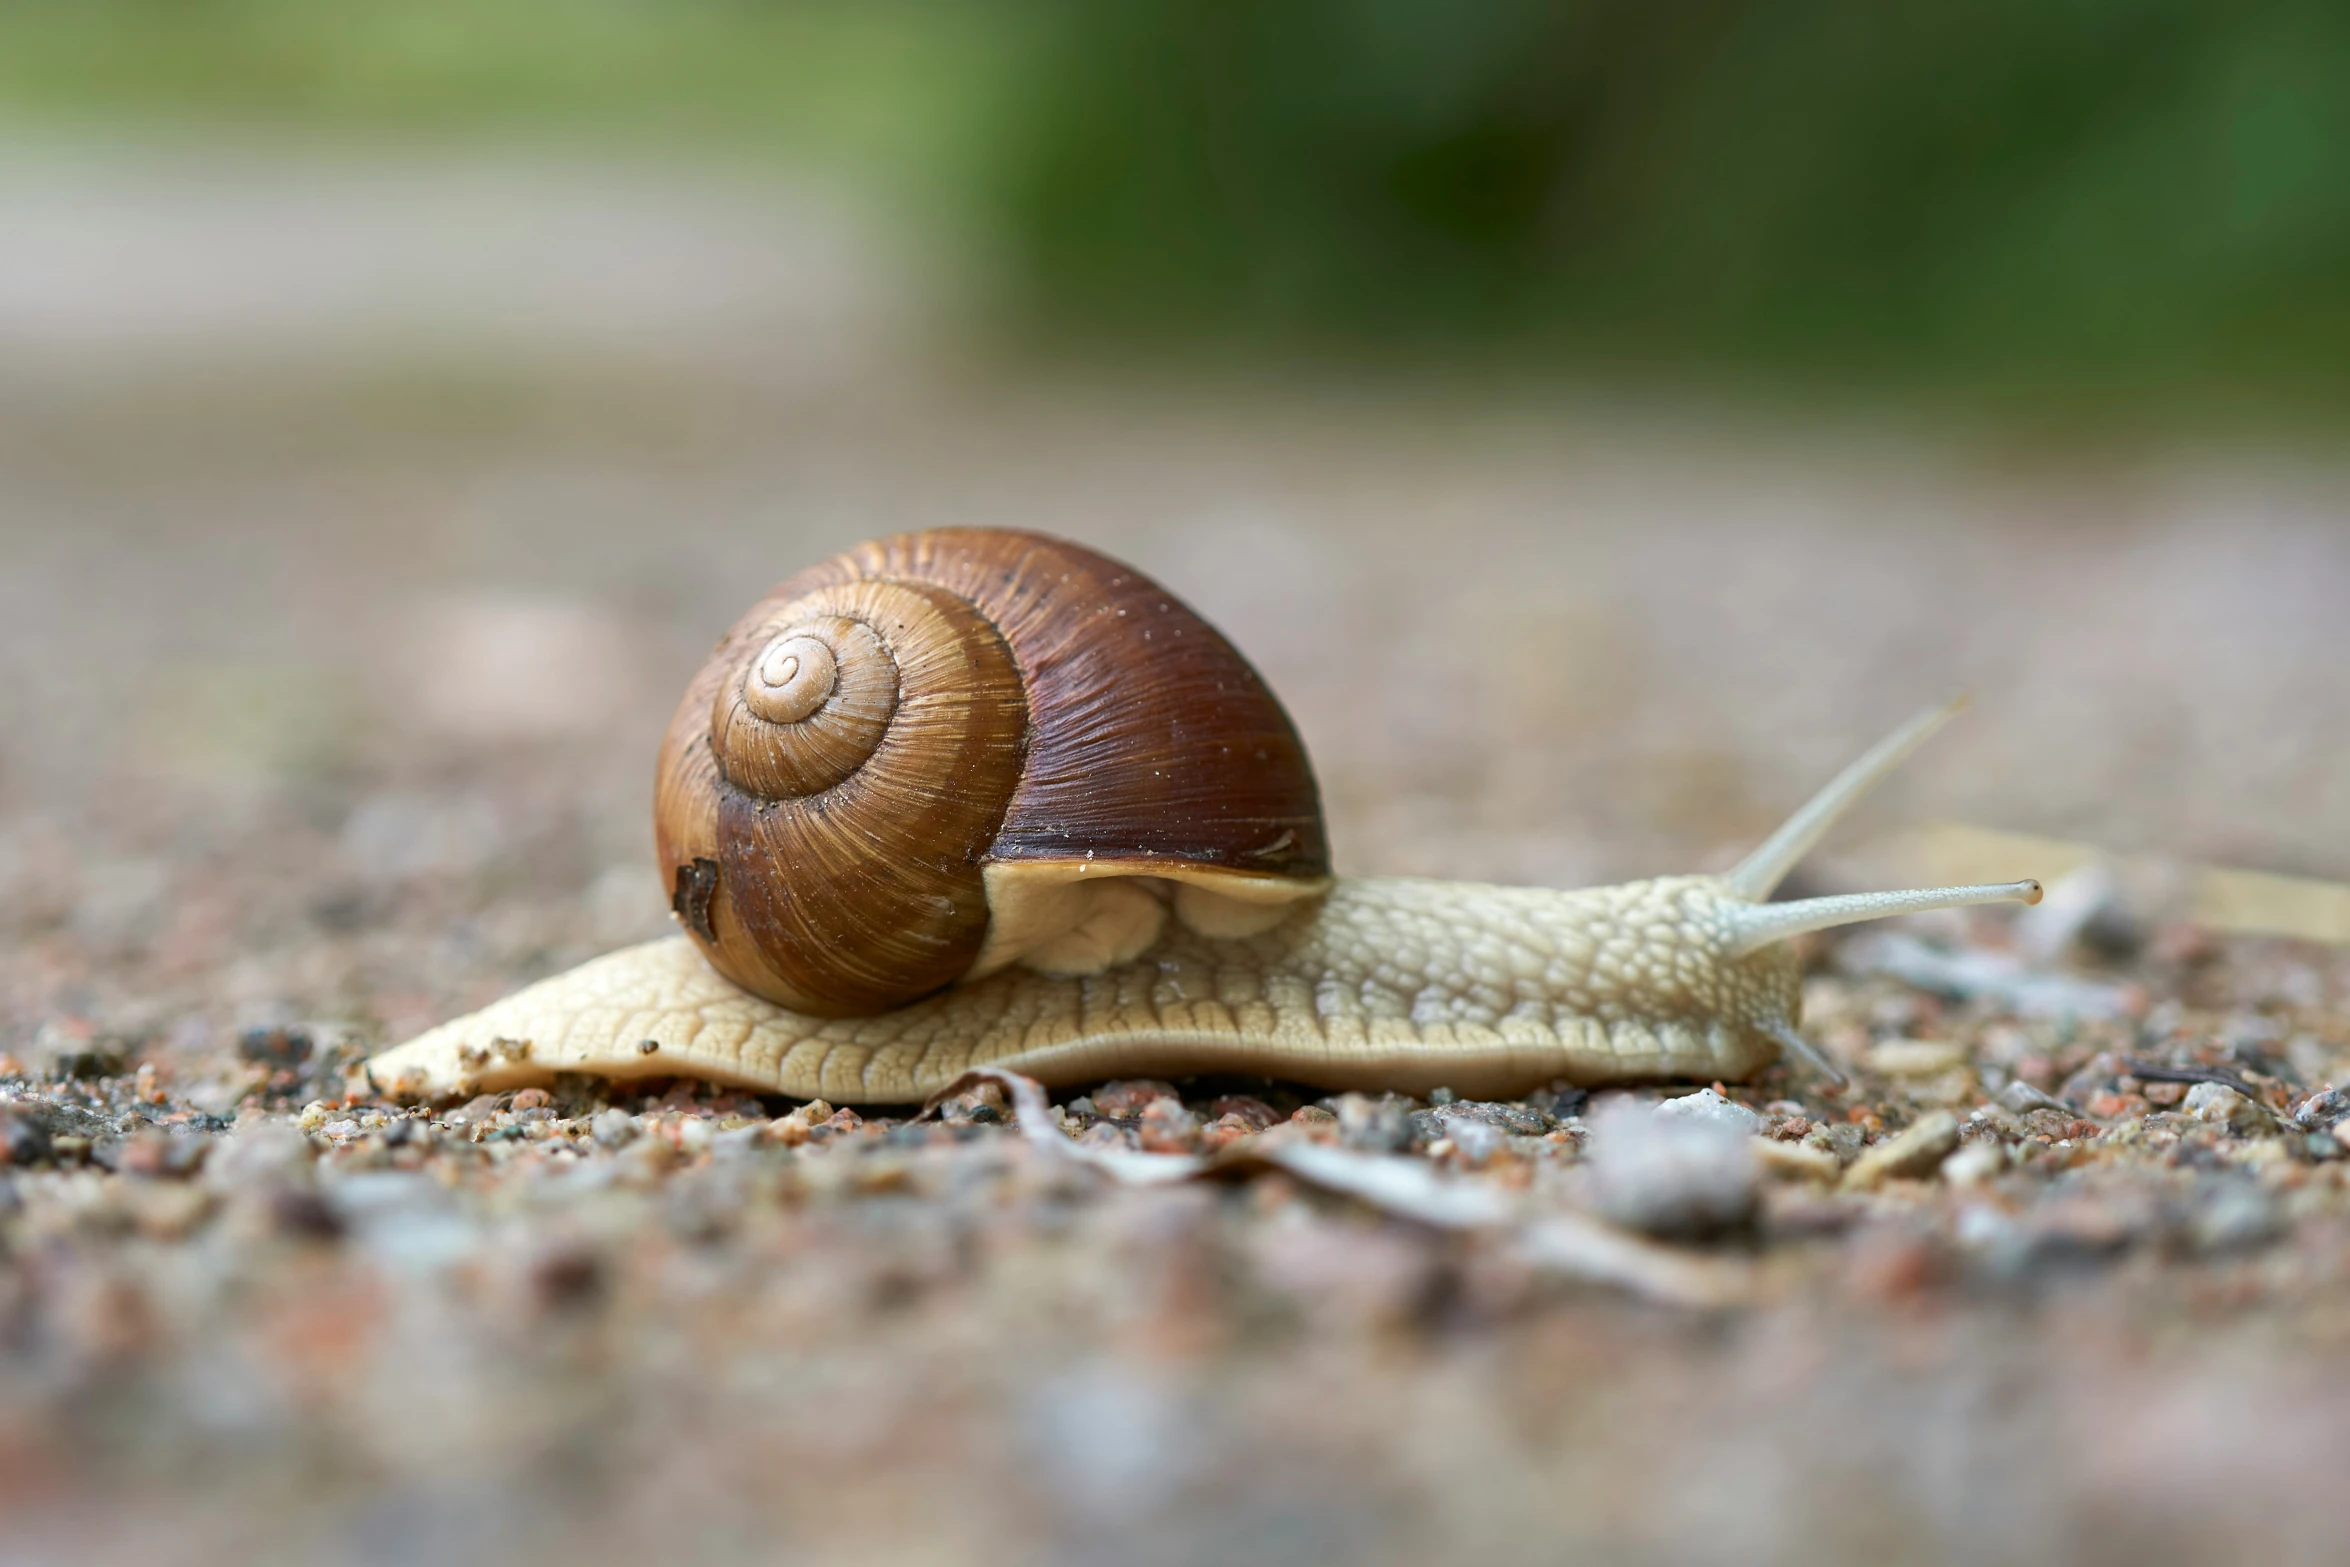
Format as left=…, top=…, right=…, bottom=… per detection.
left=1713, top=692, right=2042, bottom=960
left=1724, top=879, right=2043, bottom=959
left=1727, top=695, right=1970, bottom=902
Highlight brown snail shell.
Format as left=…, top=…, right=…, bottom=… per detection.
left=654, top=528, right=1331, bottom=1016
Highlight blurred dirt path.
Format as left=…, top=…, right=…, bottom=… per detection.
left=4, top=141, right=2346, bottom=892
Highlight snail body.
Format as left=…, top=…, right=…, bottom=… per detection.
left=369, top=530, right=2038, bottom=1105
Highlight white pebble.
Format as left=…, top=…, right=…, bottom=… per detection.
left=1651, top=1088, right=1763, bottom=1137
left=2183, top=1081, right=2268, bottom=1134
left=1589, top=1100, right=1756, bottom=1237
left=1863, top=1039, right=1967, bottom=1078
left=1941, top=1140, right=2006, bottom=1189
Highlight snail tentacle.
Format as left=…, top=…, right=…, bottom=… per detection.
left=1725, top=694, right=1967, bottom=901
left=1721, top=879, right=2042, bottom=958
left=1759, top=1018, right=1848, bottom=1088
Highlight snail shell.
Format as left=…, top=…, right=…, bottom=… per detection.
left=654, top=529, right=1331, bottom=1016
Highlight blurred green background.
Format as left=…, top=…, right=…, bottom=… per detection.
left=7, top=0, right=2347, bottom=420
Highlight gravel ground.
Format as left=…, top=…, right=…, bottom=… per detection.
left=5, top=142, right=2350, bottom=1567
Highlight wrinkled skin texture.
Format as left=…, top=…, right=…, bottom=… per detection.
left=367, top=875, right=1799, bottom=1104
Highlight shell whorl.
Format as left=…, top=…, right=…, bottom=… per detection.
left=713, top=610, right=901, bottom=799
left=655, top=529, right=1330, bottom=1018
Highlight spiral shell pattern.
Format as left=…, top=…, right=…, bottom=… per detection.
left=656, top=529, right=1328, bottom=1017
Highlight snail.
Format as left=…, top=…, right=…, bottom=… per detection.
left=367, top=528, right=2038, bottom=1105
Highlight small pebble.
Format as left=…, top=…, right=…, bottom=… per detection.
left=1444, top=1119, right=1504, bottom=1166
left=1198, top=1113, right=1263, bottom=1152
left=1526, top=1083, right=1588, bottom=1119
left=935, top=1081, right=1010, bottom=1123
left=1652, top=1088, right=1763, bottom=1137
left=1587, top=1099, right=1757, bottom=1238
left=237, top=1027, right=312, bottom=1069
left=1415, top=1101, right=1554, bottom=1144
left=383, top=1117, right=434, bottom=1149
left=0, top=1112, right=54, bottom=1168
left=1092, top=1080, right=1182, bottom=1118
left=1333, top=1094, right=1414, bottom=1153
left=1998, top=1080, right=2071, bottom=1116
left=2182, top=1081, right=2269, bottom=1135
left=1805, top=1122, right=1866, bottom=1164
left=1841, top=1111, right=1961, bottom=1191
left=1204, top=1096, right=1281, bottom=1132
left=1751, top=1138, right=1840, bottom=1184
left=1136, top=1098, right=1202, bottom=1154
left=444, top=1094, right=505, bottom=1128
left=1864, top=1040, right=1967, bottom=1078
left=1940, top=1140, right=2006, bottom=1189
left=2293, top=1085, right=2346, bottom=1131
left=29, top=1024, right=127, bottom=1082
